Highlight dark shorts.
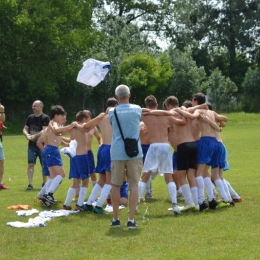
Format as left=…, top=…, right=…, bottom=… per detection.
left=28, top=145, right=42, bottom=165
left=172, top=151, right=177, bottom=171
left=44, top=145, right=62, bottom=167
left=94, top=145, right=111, bottom=175
left=176, top=141, right=197, bottom=170
left=141, top=144, right=150, bottom=164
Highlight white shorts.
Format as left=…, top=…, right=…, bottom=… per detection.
left=143, top=143, right=173, bottom=174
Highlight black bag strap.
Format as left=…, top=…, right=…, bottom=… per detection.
left=114, top=108, right=125, bottom=141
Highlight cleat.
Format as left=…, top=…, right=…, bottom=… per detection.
left=72, top=194, right=79, bottom=202
left=62, top=205, right=72, bottom=210
left=0, top=183, right=9, bottom=189
left=43, top=193, right=56, bottom=205
left=216, top=201, right=230, bottom=209
left=34, top=197, right=42, bottom=203
left=232, top=197, right=242, bottom=203
left=229, top=200, right=236, bottom=206
left=26, top=184, right=33, bottom=190
left=40, top=197, right=51, bottom=207
left=209, top=198, right=218, bottom=210
left=194, top=204, right=200, bottom=211
left=145, top=193, right=155, bottom=199
left=172, top=204, right=181, bottom=215
left=199, top=201, right=209, bottom=211
left=127, top=221, right=138, bottom=229
left=110, top=219, right=121, bottom=227
left=180, top=203, right=195, bottom=212
left=93, top=206, right=104, bottom=214
left=75, top=204, right=84, bottom=211
left=83, top=204, right=93, bottom=212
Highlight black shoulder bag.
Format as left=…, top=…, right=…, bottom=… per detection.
left=114, top=108, right=139, bottom=158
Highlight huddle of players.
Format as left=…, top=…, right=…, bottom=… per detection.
left=138, top=93, right=241, bottom=214
left=35, top=92, right=241, bottom=214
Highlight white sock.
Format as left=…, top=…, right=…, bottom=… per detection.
left=91, top=180, right=97, bottom=187
left=181, top=184, right=193, bottom=205
left=215, top=179, right=229, bottom=202
left=177, top=187, right=183, bottom=195
left=47, top=175, right=63, bottom=194
left=221, top=179, right=232, bottom=201
left=138, top=181, right=146, bottom=202
left=96, top=184, right=112, bottom=207
left=42, top=179, right=52, bottom=195
left=195, top=176, right=205, bottom=204
left=86, top=184, right=102, bottom=205
left=224, top=179, right=240, bottom=199
left=77, top=187, right=87, bottom=206
left=145, top=177, right=152, bottom=193
left=204, top=177, right=214, bottom=201
left=64, top=188, right=75, bottom=206
left=190, top=187, right=198, bottom=205
left=167, top=182, right=177, bottom=204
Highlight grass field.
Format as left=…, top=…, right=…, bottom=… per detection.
left=1, top=112, right=260, bottom=260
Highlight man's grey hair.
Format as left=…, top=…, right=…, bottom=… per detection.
left=34, top=100, right=44, bottom=107
left=115, top=85, right=130, bottom=100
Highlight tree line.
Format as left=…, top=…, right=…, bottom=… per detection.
left=1, top=0, right=260, bottom=121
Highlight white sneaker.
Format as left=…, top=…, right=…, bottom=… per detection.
left=195, top=204, right=200, bottom=211
left=180, top=203, right=195, bottom=212
left=172, top=204, right=181, bottom=215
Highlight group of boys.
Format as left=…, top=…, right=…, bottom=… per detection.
left=26, top=89, right=241, bottom=228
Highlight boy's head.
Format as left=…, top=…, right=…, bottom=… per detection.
left=144, top=95, right=158, bottom=109
left=106, top=97, right=118, bottom=108
left=207, top=102, right=213, bottom=110
left=192, top=92, right=205, bottom=105
left=76, top=111, right=90, bottom=122
left=50, top=105, right=67, bottom=119
left=182, top=100, right=192, bottom=108
left=83, top=110, right=92, bottom=119
left=164, top=96, right=179, bottom=110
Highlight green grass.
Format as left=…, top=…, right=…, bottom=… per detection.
left=1, top=113, right=260, bottom=260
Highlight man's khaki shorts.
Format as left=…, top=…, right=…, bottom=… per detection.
left=111, top=158, right=143, bottom=187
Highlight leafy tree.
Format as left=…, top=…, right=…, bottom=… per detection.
left=118, top=52, right=172, bottom=106
left=166, top=47, right=208, bottom=104
left=241, top=67, right=260, bottom=111
left=167, top=0, right=260, bottom=91
left=0, top=0, right=95, bottom=116
left=207, top=68, right=238, bottom=111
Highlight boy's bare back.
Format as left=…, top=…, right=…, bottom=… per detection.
left=98, top=114, right=113, bottom=145
left=142, top=114, right=170, bottom=143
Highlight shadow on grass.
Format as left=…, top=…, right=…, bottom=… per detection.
left=105, top=226, right=141, bottom=237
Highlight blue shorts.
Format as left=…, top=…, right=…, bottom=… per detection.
left=172, top=151, right=177, bottom=171
left=94, top=145, right=111, bottom=175
left=223, top=145, right=230, bottom=171
left=210, top=141, right=226, bottom=169
left=141, top=144, right=150, bottom=163
left=69, top=154, right=90, bottom=180
left=197, top=137, right=218, bottom=165
left=88, top=150, right=95, bottom=173
left=120, top=181, right=128, bottom=199
left=0, top=143, right=4, bottom=160
left=44, top=145, right=62, bottom=167
left=28, top=145, right=42, bottom=165
left=41, top=149, right=50, bottom=176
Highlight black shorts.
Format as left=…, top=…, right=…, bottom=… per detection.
left=176, top=141, right=197, bottom=170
